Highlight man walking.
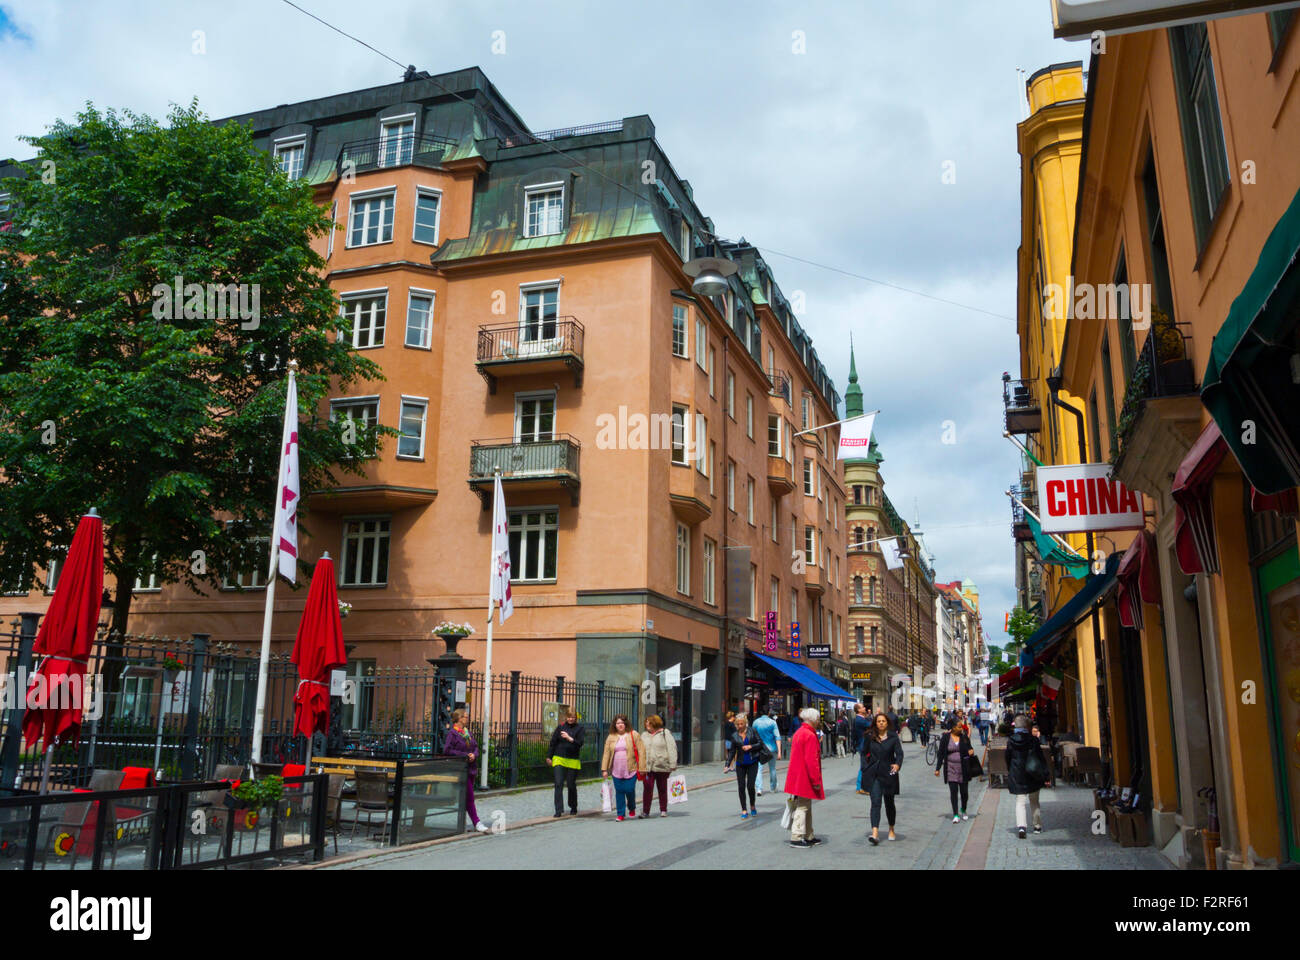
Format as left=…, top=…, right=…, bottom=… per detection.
left=853, top=703, right=871, bottom=794
left=753, top=708, right=782, bottom=797
left=784, top=706, right=825, bottom=849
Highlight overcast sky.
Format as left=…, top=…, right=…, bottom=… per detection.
left=0, top=0, right=1086, bottom=647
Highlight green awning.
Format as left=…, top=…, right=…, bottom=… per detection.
left=1027, top=512, right=1089, bottom=579
left=1201, top=183, right=1300, bottom=495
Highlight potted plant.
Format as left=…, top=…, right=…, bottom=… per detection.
left=160, top=653, right=185, bottom=686
left=1148, top=307, right=1194, bottom=395
left=432, top=620, right=475, bottom=656
left=338, top=599, right=353, bottom=619
left=226, top=774, right=284, bottom=830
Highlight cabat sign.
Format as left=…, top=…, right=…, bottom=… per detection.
left=1035, top=463, right=1144, bottom=533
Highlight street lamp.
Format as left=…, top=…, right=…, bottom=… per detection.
left=682, top=253, right=739, bottom=298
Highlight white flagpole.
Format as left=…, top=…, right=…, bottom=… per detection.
left=481, top=468, right=500, bottom=790
left=793, top=409, right=880, bottom=437
left=1004, top=489, right=1086, bottom=558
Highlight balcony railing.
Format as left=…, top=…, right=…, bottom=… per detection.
left=1002, top=375, right=1042, bottom=434
left=1111, top=320, right=1198, bottom=464
left=767, top=369, right=792, bottom=404
left=476, top=319, right=584, bottom=392
left=498, top=120, right=623, bottom=149
left=468, top=435, right=581, bottom=507
left=338, top=133, right=458, bottom=175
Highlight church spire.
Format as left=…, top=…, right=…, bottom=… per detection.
left=845, top=336, right=863, bottom=418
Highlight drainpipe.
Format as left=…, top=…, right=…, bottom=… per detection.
left=721, top=334, right=731, bottom=716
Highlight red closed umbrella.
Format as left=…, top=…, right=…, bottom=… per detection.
left=23, top=510, right=104, bottom=790
left=290, top=553, right=346, bottom=744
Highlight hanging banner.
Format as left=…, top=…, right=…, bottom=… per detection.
left=661, top=663, right=681, bottom=687
left=881, top=537, right=906, bottom=570
left=1035, top=462, right=1144, bottom=533
left=690, top=669, right=707, bottom=691
left=837, top=411, right=876, bottom=459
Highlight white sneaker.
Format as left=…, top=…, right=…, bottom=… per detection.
left=952, top=815, right=960, bottom=824
left=756, top=788, right=763, bottom=796
left=475, top=822, right=490, bottom=833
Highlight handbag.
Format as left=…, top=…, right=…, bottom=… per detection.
left=781, top=795, right=795, bottom=828
left=634, top=734, right=645, bottom=781
left=601, top=778, right=613, bottom=813
left=963, top=753, right=983, bottom=779
left=667, top=773, right=688, bottom=805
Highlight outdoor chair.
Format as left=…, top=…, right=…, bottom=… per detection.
left=252, top=762, right=285, bottom=779
left=1074, top=747, right=1103, bottom=787
left=349, top=770, right=391, bottom=842
left=986, top=747, right=1009, bottom=788
left=188, top=764, right=248, bottom=863
left=1060, top=742, right=1079, bottom=783
left=39, top=769, right=124, bottom=870
left=301, top=773, right=346, bottom=856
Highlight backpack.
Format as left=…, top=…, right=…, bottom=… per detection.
left=1023, top=743, right=1048, bottom=786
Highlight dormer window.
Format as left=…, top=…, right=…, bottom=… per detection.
left=274, top=138, right=305, bottom=181
left=379, top=116, right=416, bottom=168
left=525, top=183, right=564, bottom=237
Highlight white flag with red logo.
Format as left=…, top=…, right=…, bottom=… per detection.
left=274, top=372, right=300, bottom=583
left=490, top=473, right=514, bottom=623
left=837, top=411, right=875, bottom=460
left=881, top=537, right=905, bottom=570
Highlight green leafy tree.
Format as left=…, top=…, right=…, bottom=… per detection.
left=0, top=102, right=384, bottom=644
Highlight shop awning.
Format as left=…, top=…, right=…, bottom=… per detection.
left=1018, top=554, right=1119, bottom=667
left=1116, top=530, right=1161, bottom=630
left=1171, top=421, right=1228, bottom=575
left=751, top=651, right=856, bottom=700
left=1201, top=182, right=1300, bottom=495
left=998, top=665, right=1021, bottom=697
left=1026, top=512, right=1089, bottom=578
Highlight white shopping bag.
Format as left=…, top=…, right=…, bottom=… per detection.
left=781, top=795, right=795, bottom=829
left=601, top=778, right=613, bottom=813
left=667, top=773, right=688, bottom=805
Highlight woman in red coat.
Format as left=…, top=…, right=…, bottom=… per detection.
left=783, top=706, right=825, bottom=849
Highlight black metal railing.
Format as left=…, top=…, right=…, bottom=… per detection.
left=477, top=318, right=583, bottom=364
left=1002, top=375, right=1042, bottom=434
left=468, top=435, right=581, bottom=482
left=767, top=369, right=792, bottom=403
left=498, top=120, right=623, bottom=149
left=1111, top=321, right=1197, bottom=464
left=338, top=133, right=458, bottom=174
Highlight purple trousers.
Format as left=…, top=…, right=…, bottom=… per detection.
left=466, top=776, right=480, bottom=826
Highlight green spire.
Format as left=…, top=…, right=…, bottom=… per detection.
left=845, top=336, right=863, bottom=418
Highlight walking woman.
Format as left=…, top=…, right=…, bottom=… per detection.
left=721, top=710, right=737, bottom=771
left=601, top=714, right=645, bottom=821
left=860, top=711, right=904, bottom=845
left=545, top=705, right=585, bottom=817
left=934, top=719, right=977, bottom=822
left=444, top=709, right=491, bottom=833
left=784, top=706, right=825, bottom=848
left=641, top=715, right=677, bottom=818
left=1007, top=715, right=1049, bottom=838
left=728, top=713, right=766, bottom=819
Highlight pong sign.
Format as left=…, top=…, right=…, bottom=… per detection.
left=1035, top=463, right=1143, bottom=533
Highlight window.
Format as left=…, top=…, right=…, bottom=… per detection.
left=768, top=415, right=782, bottom=457
left=680, top=220, right=692, bottom=260
left=223, top=538, right=269, bottom=590
left=379, top=117, right=415, bottom=167
left=327, top=201, right=337, bottom=258
left=525, top=183, right=564, bottom=237
left=672, top=304, right=688, bottom=357
left=855, top=625, right=865, bottom=654
left=749, top=563, right=758, bottom=620
left=413, top=188, right=441, bottom=244
left=1169, top=23, right=1230, bottom=249
left=708, top=441, right=717, bottom=494
left=785, top=422, right=794, bottom=464
left=520, top=284, right=559, bottom=344
left=275, top=138, right=305, bottom=181
left=803, top=459, right=814, bottom=496
left=330, top=397, right=379, bottom=458
left=746, top=394, right=754, bottom=439
left=509, top=508, right=559, bottom=581
left=1100, top=334, right=1117, bottom=457
left=347, top=190, right=395, bottom=247
left=696, top=319, right=707, bottom=369
left=1141, top=146, right=1176, bottom=325
left=865, top=486, right=874, bottom=506
left=791, top=589, right=799, bottom=628
left=44, top=554, right=65, bottom=595
left=697, top=416, right=709, bottom=477
left=726, top=371, right=735, bottom=418
left=805, top=526, right=816, bottom=564
left=671, top=405, right=690, bottom=465
left=771, top=577, right=780, bottom=621
left=405, top=289, right=433, bottom=348
left=853, top=576, right=863, bottom=604
left=871, top=625, right=879, bottom=654
left=676, top=524, right=690, bottom=595
left=853, top=485, right=862, bottom=505
left=1088, top=389, right=1104, bottom=465
left=747, top=477, right=755, bottom=525
left=1113, top=248, right=1138, bottom=383
left=340, top=291, right=386, bottom=348
left=869, top=576, right=877, bottom=604
left=397, top=397, right=428, bottom=459
left=770, top=499, right=778, bottom=541
left=703, top=538, right=716, bottom=605
left=709, top=349, right=716, bottom=397
left=341, top=518, right=391, bottom=586
left=801, top=394, right=811, bottom=429
left=517, top=394, right=556, bottom=443
left=727, top=460, right=736, bottom=511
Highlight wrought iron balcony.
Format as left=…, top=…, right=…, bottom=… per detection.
left=767, top=369, right=792, bottom=404
left=1002, top=375, right=1041, bottom=434
left=338, top=133, right=458, bottom=175
left=468, top=434, right=581, bottom=508
left=476, top=319, right=584, bottom=393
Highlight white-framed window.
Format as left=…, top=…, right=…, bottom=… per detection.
left=708, top=348, right=716, bottom=397
left=791, top=588, right=799, bottom=628
left=708, top=441, right=717, bottom=495
left=747, top=477, right=755, bottom=525
left=133, top=555, right=162, bottom=593
left=727, top=371, right=735, bottom=419
left=412, top=187, right=441, bottom=245
left=672, top=304, right=689, bottom=357
left=340, top=289, right=387, bottom=348
left=786, top=421, right=794, bottom=464
left=680, top=220, right=692, bottom=261
left=379, top=116, right=415, bottom=168
left=803, top=459, right=814, bottom=496
left=509, top=507, right=559, bottom=581
left=746, top=393, right=754, bottom=439
left=520, top=283, right=560, bottom=344
left=397, top=396, right=428, bottom=459
left=347, top=188, right=396, bottom=247
left=327, top=200, right=337, bottom=259
left=801, top=394, right=811, bottom=429
left=671, top=404, right=690, bottom=465
left=516, top=392, right=556, bottom=443
left=524, top=182, right=565, bottom=237
left=341, top=517, right=391, bottom=586
left=771, top=577, right=780, bottom=622
left=749, top=563, right=758, bottom=620
left=275, top=137, right=305, bottom=181
left=805, top=526, right=816, bottom=564
left=770, top=499, right=778, bottom=542
left=222, top=537, right=269, bottom=591
left=727, top=460, right=736, bottom=511
left=697, top=416, right=709, bottom=477
left=676, top=524, right=690, bottom=596
left=703, top=538, right=716, bottom=605
left=330, top=397, right=380, bottom=458
left=696, top=319, right=707, bottom=370
left=768, top=414, right=782, bottom=457
left=405, top=289, right=434, bottom=349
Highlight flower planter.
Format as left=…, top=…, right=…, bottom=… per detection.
left=436, top=632, right=469, bottom=656
left=1155, top=358, right=1194, bottom=396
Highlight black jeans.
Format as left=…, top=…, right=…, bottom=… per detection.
left=553, top=764, right=578, bottom=814
left=948, top=780, right=969, bottom=815
left=868, top=778, right=896, bottom=829
left=735, top=762, right=758, bottom=810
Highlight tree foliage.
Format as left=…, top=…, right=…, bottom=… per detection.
left=0, top=102, right=384, bottom=636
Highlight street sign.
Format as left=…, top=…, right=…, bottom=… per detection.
left=805, top=644, right=830, bottom=660
left=764, top=610, right=779, bottom=652
left=790, top=621, right=801, bottom=658
left=1035, top=462, right=1143, bottom=533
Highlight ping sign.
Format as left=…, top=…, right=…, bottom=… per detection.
left=1035, top=462, right=1143, bottom=533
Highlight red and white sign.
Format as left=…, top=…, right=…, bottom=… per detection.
left=837, top=411, right=876, bottom=460
left=273, top=373, right=299, bottom=583
left=1035, top=463, right=1144, bottom=533
left=1050, top=0, right=1300, bottom=41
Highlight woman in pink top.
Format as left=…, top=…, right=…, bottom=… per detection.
left=601, top=714, right=645, bottom=821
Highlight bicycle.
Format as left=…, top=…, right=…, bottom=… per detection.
left=924, top=737, right=939, bottom=766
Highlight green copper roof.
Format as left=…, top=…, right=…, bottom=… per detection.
left=845, top=340, right=863, bottom=417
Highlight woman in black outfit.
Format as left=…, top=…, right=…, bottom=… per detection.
left=933, top=723, right=976, bottom=822
left=860, top=712, right=904, bottom=845
left=544, top=706, right=586, bottom=817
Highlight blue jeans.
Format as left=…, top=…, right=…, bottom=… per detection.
left=613, top=776, right=637, bottom=816
left=758, top=756, right=778, bottom=791
left=978, top=725, right=988, bottom=745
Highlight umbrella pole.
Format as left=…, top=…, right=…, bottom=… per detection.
left=39, top=741, right=55, bottom=794
left=153, top=687, right=166, bottom=774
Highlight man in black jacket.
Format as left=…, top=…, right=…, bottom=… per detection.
left=545, top=707, right=586, bottom=817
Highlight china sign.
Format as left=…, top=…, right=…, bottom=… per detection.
left=1049, top=0, right=1300, bottom=40
left=1035, top=462, right=1144, bottom=533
